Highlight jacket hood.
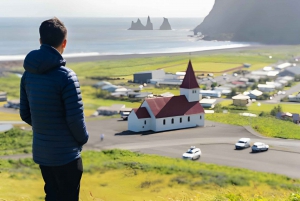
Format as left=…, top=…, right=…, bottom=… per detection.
left=23, top=44, right=66, bottom=74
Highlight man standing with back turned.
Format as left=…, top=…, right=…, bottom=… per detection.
left=20, top=17, right=89, bottom=201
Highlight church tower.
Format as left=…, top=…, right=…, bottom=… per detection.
left=180, top=60, right=200, bottom=102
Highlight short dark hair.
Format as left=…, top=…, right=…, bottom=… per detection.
left=39, top=17, right=67, bottom=48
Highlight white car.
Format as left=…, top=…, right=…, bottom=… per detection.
left=182, top=146, right=201, bottom=160
left=252, top=142, right=269, bottom=152
left=235, top=138, right=251, bottom=149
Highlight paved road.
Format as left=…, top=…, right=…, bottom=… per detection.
left=84, top=118, right=300, bottom=179
left=265, top=82, right=300, bottom=103
left=1, top=118, right=299, bottom=178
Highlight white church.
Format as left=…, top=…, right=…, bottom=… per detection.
left=128, top=60, right=205, bottom=132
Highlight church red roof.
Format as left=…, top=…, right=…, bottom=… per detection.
left=180, top=60, right=199, bottom=89
left=133, top=107, right=151, bottom=119
left=145, top=95, right=204, bottom=118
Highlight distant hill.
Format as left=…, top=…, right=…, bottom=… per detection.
left=194, top=0, right=300, bottom=44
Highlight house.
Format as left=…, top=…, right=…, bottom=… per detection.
left=263, top=66, right=273, bottom=71
left=97, top=104, right=125, bottom=116
left=231, top=81, right=247, bottom=88
left=248, top=89, right=263, bottom=100
left=128, top=92, right=153, bottom=99
left=160, top=92, right=174, bottom=97
left=275, top=63, right=291, bottom=71
left=199, top=90, right=221, bottom=98
left=134, top=69, right=166, bottom=83
left=214, top=86, right=232, bottom=95
left=232, top=94, right=250, bottom=106
left=266, top=82, right=283, bottom=89
left=288, top=93, right=300, bottom=102
left=200, top=98, right=217, bottom=108
left=128, top=60, right=205, bottom=132
left=93, top=81, right=111, bottom=88
left=278, top=67, right=300, bottom=77
left=101, top=84, right=119, bottom=92
left=293, top=114, right=300, bottom=124
left=258, top=84, right=275, bottom=92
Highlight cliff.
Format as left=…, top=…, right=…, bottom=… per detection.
left=194, top=0, right=300, bottom=44
left=128, top=16, right=153, bottom=30
left=159, top=18, right=172, bottom=30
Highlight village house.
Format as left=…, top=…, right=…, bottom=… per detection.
left=128, top=60, right=205, bottom=132
left=232, top=94, right=251, bottom=106
left=247, top=89, right=263, bottom=100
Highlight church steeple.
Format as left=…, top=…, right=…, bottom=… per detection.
left=180, top=60, right=199, bottom=89
left=180, top=60, right=200, bottom=102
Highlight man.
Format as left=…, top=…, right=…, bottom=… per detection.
left=20, top=17, right=89, bottom=201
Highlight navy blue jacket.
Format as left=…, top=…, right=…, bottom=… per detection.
left=20, top=44, right=89, bottom=166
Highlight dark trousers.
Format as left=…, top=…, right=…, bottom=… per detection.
left=39, top=158, right=83, bottom=201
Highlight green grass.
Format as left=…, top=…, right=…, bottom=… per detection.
left=0, top=128, right=32, bottom=155
left=0, top=149, right=300, bottom=200
left=0, top=73, right=21, bottom=99
left=220, top=100, right=300, bottom=115
left=68, top=53, right=279, bottom=78
left=206, top=113, right=300, bottom=139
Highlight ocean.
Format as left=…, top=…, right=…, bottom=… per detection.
left=0, top=17, right=250, bottom=61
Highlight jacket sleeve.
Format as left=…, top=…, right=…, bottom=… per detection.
left=19, top=73, right=32, bottom=126
left=62, top=71, right=89, bottom=146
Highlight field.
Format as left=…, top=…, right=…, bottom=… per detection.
left=206, top=113, right=300, bottom=139
left=1, top=149, right=300, bottom=201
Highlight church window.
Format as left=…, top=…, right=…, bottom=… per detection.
left=200, top=115, right=202, bottom=120
left=188, top=116, right=190, bottom=122
left=171, top=118, right=174, bottom=124
left=180, top=117, right=182, bottom=123
left=144, top=120, right=146, bottom=125
left=163, top=119, right=166, bottom=125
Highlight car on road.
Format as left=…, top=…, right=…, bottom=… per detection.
left=182, top=146, right=201, bottom=160
left=251, top=142, right=269, bottom=152
left=235, top=138, right=251, bottom=149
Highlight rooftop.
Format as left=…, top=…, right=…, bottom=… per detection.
left=145, top=95, right=204, bottom=118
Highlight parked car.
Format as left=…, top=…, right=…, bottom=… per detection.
left=235, top=138, right=251, bottom=149
left=251, top=142, right=269, bottom=152
left=182, top=146, right=201, bottom=160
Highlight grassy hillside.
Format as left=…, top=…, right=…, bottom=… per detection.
left=0, top=150, right=300, bottom=200
left=206, top=113, right=300, bottom=139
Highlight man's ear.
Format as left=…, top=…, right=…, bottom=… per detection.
left=39, top=38, right=42, bottom=45
left=62, top=39, right=67, bottom=48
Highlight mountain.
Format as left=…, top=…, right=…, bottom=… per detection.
left=194, top=0, right=300, bottom=44
left=159, top=18, right=172, bottom=30
left=128, top=16, right=153, bottom=30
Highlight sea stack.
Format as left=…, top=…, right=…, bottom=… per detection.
left=193, top=0, right=300, bottom=44
left=128, top=17, right=153, bottom=30
left=145, top=16, right=153, bottom=30
left=128, top=18, right=146, bottom=30
left=159, top=18, right=172, bottom=30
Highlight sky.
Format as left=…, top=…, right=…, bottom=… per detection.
left=0, top=0, right=215, bottom=18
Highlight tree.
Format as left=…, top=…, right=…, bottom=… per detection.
left=214, top=103, right=223, bottom=113
left=229, top=88, right=237, bottom=98
left=251, top=83, right=258, bottom=90
left=270, top=105, right=283, bottom=116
